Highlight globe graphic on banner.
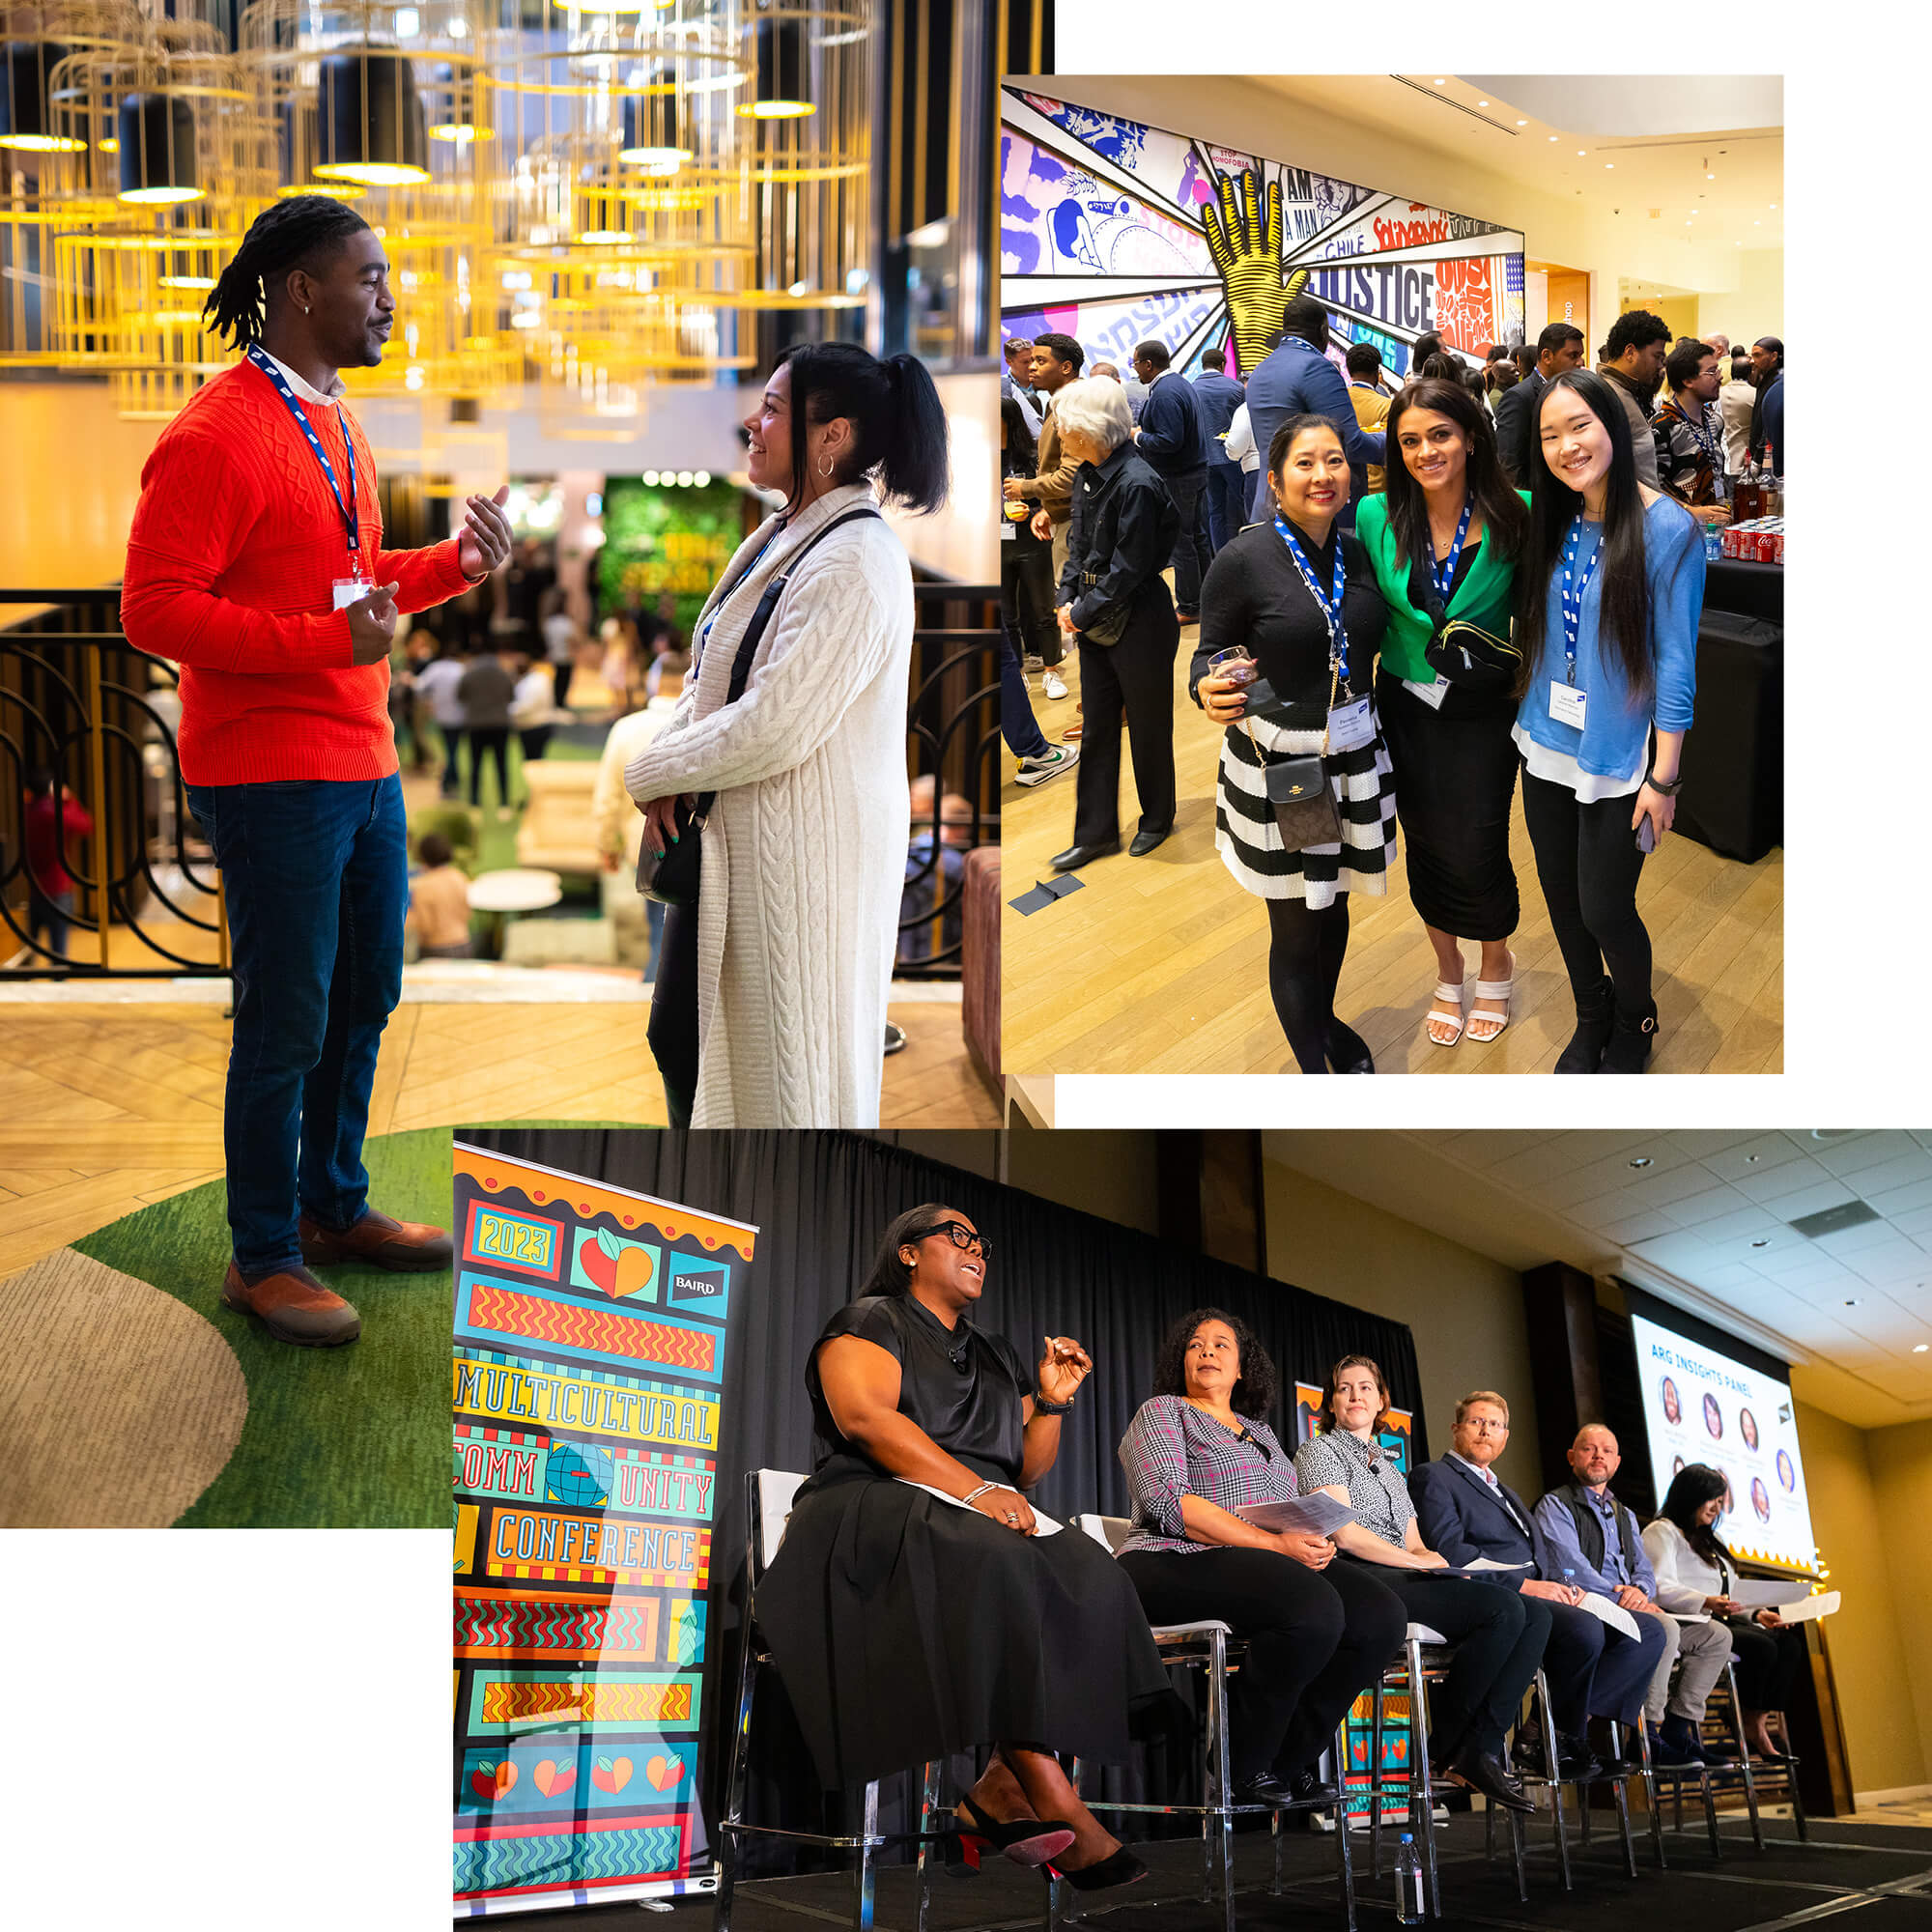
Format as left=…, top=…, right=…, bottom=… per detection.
left=546, top=1439, right=613, bottom=1510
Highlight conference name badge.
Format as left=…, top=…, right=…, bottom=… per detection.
left=333, top=571, right=371, bottom=613
left=1326, top=695, right=1375, bottom=753
left=1402, top=674, right=1451, bottom=712
left=1548, top=681, right=1587, bottom=729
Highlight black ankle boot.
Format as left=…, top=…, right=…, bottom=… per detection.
left=1600, top=1000, right=1660, bottom=1073
left=1554, top=976, right=1615, bottom=1073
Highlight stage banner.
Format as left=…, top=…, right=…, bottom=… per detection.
left=451, top=1141, right=757, bottom=1918
left=1001, top=87, right=1526, bottom=384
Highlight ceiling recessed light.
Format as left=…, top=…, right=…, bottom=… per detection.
left=1517, top=118, right=1527, bottom=126
left=1769, top=203, right=1777, bottom=210
left=1605, top=162, right=1614, bottom=169
left=1628, top=1157, right=1652, bottom=1169
left=1845, top=1299, right=1862, bottom=1307
left=1707, top=173, right=1716, bottom=181
left=1478, top=99, right=1489, bottom=106
left=1750, top=1239, right=1771, bottom=1249
left=1745, top=1153, right=1761, bottom=1163
left=1916, top=1344, right=1930, bottom=1353
left=1548, top=134, right=1558, bottom=142
left=1434, top=77, right=1446, bottom=86
left=1577, top=149, right=1587, bottom=156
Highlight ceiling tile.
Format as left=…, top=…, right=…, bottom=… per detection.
left=1810, top=1133, right=1920, bottom=1179
left=1688, top=1203, right=1783, bottom=1244
left=1812, top=1219, right=1915, bottom=1259
left=1625, top=1162, right=1733, bottom=1210
left=1695, top=1135, right=1813, bottom=1185
left=1892, top=1207, right=1932, bottom=1238
left=1764, top=1179, right=1861, bottom=1224
left=1861, top=1176, right=1932, bottom=1219
left=1663, top=1183, right=1758, bottom=1229
left=1598, top=1208, right=1689, bottom=1245
left=1735, top=1155, right=1833, bottom=1206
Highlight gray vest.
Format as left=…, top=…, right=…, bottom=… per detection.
left=1554, top=1481, right=1641, bottom=1579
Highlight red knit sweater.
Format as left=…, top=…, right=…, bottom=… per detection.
left=121, top=355, right=474, bottom=784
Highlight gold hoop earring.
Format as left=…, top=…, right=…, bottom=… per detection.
left=819, top=458, right=835, bottom=479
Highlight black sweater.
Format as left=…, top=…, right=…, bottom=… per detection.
left=1190, top=519, right=1387, bottom=731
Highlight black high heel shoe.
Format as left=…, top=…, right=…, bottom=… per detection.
left=1041, top=1845, right=1149, bottom=1890
left=944, top=1795, right=1076, bottom=1874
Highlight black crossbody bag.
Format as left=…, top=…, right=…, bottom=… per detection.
left=636, top=506, right=881, bottom=907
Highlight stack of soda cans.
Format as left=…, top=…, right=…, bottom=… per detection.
left=1719, top=518, right=1783, bottom=565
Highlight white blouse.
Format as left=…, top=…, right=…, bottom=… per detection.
left=1640, top=1517, right=1734, bottom=1614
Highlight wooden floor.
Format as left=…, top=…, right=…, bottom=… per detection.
left=0, top=998, right=993, bottom=1279
left=1004, top=621, right=1783, bottom=1077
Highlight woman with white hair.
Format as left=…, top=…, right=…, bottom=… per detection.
left=1047, top=375, right=1182, bottom=872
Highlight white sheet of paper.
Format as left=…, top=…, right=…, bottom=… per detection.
left=1730, top=1580, right=1835, bottom=1618
left=1548, top=680, right=1587, bottom=728
left=897, top=1478, right=1062, bottom=1536
left=1402, top=674, right=1451, bottom=711
left=1326, top=695, right=1376, bottom=753
left=1577, top=1591, right=1641, bottom=1641
left=1234, top=1493, right=1357, bottom=1537
left=1460, top=1557, right=1533, bottom=1572
left=1773, top=1590, right=1839, bottom=1625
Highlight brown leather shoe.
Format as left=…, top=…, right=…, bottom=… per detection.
left=221, top=1262, right=362, bottom=1347
left=299, top=1208, right=454, bottom=1272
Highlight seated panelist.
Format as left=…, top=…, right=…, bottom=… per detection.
left=1293, top=1356, right=1546, bottom=1814
left=755, top=1205, right=1168, bottom=1894
left=1115, top=1309, right=1406, bottom=1806
left=1409, top=1391, right=1666, bottom=1779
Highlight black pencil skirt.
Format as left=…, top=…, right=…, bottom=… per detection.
left=1376, top=671, right=1520, bottom=941
left=755, top=1466, right=1175, bottom=1790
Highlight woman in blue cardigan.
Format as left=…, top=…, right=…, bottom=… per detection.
left=1513, top=370, right=1703, bottom=1073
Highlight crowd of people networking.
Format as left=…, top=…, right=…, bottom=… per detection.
left=1002, top=300, right=1785, bottom=1074
left=755, top=1207, right=1810, bottom=1899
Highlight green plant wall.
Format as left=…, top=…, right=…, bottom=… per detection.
left=597, top=480, right=753, bottom=636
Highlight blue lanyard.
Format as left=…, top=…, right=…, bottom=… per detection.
left=695, top=525, right=785, bottom=668
left=245, top=344, right=359, bottom=559
left=1559, top=517, right=1602, bottom=686
left=1274, top=515, right=1349, bottom=682
left=1429, top=495, right=1473, bottom=605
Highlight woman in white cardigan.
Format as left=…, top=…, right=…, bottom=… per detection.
left=1646, top=1464, right=1805, bottom=1761
left=626, top=343, right=949, bottom=1126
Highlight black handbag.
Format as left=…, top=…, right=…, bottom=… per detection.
left=1415, top=551, right=1520, bottom=690
left=1073, top=567, right=1130, bottom=646
left=636, top=506, right=881, bottom=907
left=1247, top=657, right=1344, bottom=851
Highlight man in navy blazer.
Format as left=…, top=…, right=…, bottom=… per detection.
left=1242, top=294, right=1384, bottom=529
left=1409, top=1390, right=1666, bottom=1778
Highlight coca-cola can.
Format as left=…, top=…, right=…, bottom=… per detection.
left=1772, top=532, right=1784, bottom=566
left=1756, top=531, right=1778, bottom=564
left=1719, top=526, right=1736, bottom=558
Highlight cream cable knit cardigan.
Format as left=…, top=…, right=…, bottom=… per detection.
left=624, top=482, right=914, bottom=1126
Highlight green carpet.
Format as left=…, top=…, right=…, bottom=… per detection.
left=71, top=1129, right=454, bottom=1528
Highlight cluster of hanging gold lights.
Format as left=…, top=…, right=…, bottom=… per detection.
left=0, top=0, right=870, bottom=424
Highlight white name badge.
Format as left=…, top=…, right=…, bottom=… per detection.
left=1326, top=695, right=1376, bottom=753
left=1000, top=520, right=1016, bottom=542
left=332, top=577, right=371, bottom=611
left=1548, top=680, right=1588, bottom=729
left=1402, top=674, right=1451, bottom=711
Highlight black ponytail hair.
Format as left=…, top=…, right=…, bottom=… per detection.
left=858, top=1202, right=962, bottom=1297
left=778, top=341, right=951, bottom=514
left=1659, top=1463, right=1733, bottom=1567
left=202, top=195, right=372, bottom=350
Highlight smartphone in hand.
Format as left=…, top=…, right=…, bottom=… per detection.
left=1635, top=811, right=1658, bottom=854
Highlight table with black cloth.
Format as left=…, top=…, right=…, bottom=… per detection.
left=1674, top=557, right=1782, bottom=864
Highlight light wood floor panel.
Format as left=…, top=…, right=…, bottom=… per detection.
left=0, top=996, right=996, bottom=1277
left=1004, top=624, right=1783, bottom=1078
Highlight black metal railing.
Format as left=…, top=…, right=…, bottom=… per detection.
left=898, top=581, right=1000, bottom=980
left=1, top=588, right=229, bottom=980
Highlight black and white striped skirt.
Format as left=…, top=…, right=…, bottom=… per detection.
left=1215, top=712, right=1399, bottom=907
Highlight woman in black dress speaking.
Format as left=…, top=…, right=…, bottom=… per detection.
left=755, top=1204, right=1166, bottom=1892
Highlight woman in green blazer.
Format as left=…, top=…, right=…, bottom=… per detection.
left=1355, top=378, right=1529, bottom=1049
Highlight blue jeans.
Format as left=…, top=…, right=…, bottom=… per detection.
left=1000, top=624, right=1050, bottom=760
left=1205, top=460, right=1248, bottom=553
left=184, top=776, right=409, bottom=1277
left=28, top=887, right=72, bottom=960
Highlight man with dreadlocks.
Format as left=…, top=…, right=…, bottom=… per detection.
left=121, top=195, right=514, bottom=1348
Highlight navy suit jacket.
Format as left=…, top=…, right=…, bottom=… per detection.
left=1243, top=336, right=1385, bottom=523
left=1191, top=371, right=1248, bottom=457
left=1135, top=370, right=1208, bottom=476
left=1408, top=1455, right=1563, bottom=1579
left=1492, top=367, right=1546, bottom=488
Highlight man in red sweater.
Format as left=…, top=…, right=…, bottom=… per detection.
left=122, top=197, right=512, bottom=1347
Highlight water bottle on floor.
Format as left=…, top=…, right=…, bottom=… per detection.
left=1394, top=1833, right=1425, bottom=1923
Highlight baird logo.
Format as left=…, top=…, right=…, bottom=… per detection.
left=673, top=1272, right=720, bottom=1295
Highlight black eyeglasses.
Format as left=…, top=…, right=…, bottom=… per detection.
left=911, top=1220, right=991, bottom=1260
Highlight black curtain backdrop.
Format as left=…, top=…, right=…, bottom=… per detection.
left=462, top=1129, right=1428, bottom=1873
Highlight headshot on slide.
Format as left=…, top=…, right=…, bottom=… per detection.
left=1703, top=1392, right=1724, bottom=1439
left=1776, top=1448, right=1797, bottom=1492
left=1751, top=1477, right=1772, bottom=1523
left=1661, top=1376, right=1682, bottom=1425
left=1741, top=1406, right=1760, bottom=1451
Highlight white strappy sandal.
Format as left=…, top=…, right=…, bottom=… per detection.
left=1425, top=977, right=1466, bottom=1047
left=1466, top=951, right=1517, bottom=1044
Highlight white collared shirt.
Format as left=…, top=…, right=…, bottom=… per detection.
left=256, top=345, right=346, bottom=404
left=1449, top=1451, right=1532, bottom=1532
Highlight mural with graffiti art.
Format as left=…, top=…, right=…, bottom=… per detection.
left=1001, top=88, right=1525, bottom=385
